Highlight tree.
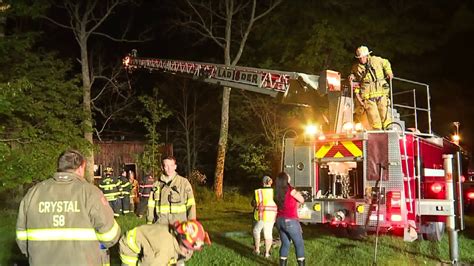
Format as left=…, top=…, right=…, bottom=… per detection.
left=136, top=87, right=172, bottom=178
left=0, top=4, right=86, bottom=191
left=41, top=0, right=147, bottom=181
left=156, top=77, right=215, bottom=179
left=172, top=0, right=282, bottom=198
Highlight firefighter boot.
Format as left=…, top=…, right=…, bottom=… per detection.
left=279, top=258, right=287, bottom=266
left=297, top=258, right=305, bottom=266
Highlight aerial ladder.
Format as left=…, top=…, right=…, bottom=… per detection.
left=123, top=50, right=352, bottom=133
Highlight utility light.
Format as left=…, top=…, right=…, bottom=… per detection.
left=305, top=124, right=318, bottom=135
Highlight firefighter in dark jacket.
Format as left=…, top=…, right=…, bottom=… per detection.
left=137, top=173, right=155, bottom=217
left=119, top=168, right=132, bottom=214
left=119, top=220, right=210, bottom=265
left=99, top=166, right=121, bottom=217
left=16, top=149, right=121, bottom=265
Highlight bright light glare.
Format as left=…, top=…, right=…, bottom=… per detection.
left=123, top=56, right=130, bottom=66
left=452, top=134, right=460, bottom=141
left=467, top=192, right=474, bottom=199
left=354, top=123, right=364, bottom=131
left=342, top=122, right=353, bottom=132
left=390, top=214, right=402, bottom=222
left=430, top=183, right=443, bottom=194
left=305, top=124, right=318, bottom=135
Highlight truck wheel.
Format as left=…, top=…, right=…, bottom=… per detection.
left=347, top=225, right=367, bottom=240
left=421, top=222, right=445, bottom=242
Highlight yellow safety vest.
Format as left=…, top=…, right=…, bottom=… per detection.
left=254, top=188, right=277, bottom=222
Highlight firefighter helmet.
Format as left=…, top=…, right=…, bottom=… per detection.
left=104, top=166, right=114, bottom=175
left=174, top=220, right=211, bottom=251
left=355, top=45, right=372, bottom=58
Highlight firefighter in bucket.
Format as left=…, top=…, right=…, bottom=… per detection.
left=349, top=45, right=394, bottom=130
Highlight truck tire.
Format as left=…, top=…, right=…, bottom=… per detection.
left=421, top=222, right=445, bottom=242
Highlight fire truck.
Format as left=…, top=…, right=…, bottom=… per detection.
left=123, top=51, right=465, bottom=242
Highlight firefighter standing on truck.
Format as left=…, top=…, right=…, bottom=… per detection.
left=119, top=220, right=211, bottom=265
left=147, top=155, right=196, bottom=225
left=16, top=149, right=121, bottom=265
left=99, top=166, right=121, bottom=217
left=349, top=45, right=394, bottom=130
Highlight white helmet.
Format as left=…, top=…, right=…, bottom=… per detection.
left=355, top=46, right=372, bottom=58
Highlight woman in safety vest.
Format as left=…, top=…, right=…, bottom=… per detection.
left=252, top=175, right=277, bottom=258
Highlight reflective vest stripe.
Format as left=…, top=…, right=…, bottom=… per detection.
left=127, top=228, right=140, bottom=254
left=257, top=189, right=264, bottom=220
left=120, top=254, right=138, bottom=265
left=361, top=90, right=387, bottom=99
left=16, top=230, right=27, bottom=240
left=147, top=196, right=155, bottom=207
left=254, top=188, right=277, bottom=222
left=158, top=204, right=187, bottom=214
left=16, top=221, right=119, bottom=242
left=97, top=220, right=120, bottom=242
left=99, top=184, right=116, bottom=189
left=148, top=201, right=187, bottom=213
left=186, top=197, right=195, bottom=206
left=16, top=228, right=98, bottom=241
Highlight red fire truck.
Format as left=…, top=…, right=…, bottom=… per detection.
left=123, top=51, right=465, bottom=242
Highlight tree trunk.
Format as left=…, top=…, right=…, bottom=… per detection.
left=80, top=38, right=94, bottom=183
left=214, top=87, right=231, bottom=199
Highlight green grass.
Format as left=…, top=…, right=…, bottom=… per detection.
left=3, top=187, right=474, bottom=265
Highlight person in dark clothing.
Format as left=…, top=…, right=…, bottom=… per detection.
left=275, top=172, right=305, bottom=266
left=137, top=174, right=155, bottom=217
left=99, top=167, right=121, bottom=217
left=119, top=168, right=132, bottom=214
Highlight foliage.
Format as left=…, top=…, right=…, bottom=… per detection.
left=227, top=139, right=271, bottom=179
left=0, top=23, right=86, bottom=191
left=135, top=87, right=172, bottom=176
left=187, top=169, right=207, bottom=187
left=245, top=0, right=453, bottom=76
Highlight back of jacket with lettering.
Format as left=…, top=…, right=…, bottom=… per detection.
left=16, top=172, right=121, bottom=265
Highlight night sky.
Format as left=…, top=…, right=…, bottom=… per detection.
left=22, top=0, right=474, bottom=159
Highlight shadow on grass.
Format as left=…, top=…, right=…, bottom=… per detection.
left=209, top=230, right=278, bottom=266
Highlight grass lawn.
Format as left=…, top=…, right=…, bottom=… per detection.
left=2, top=187, right=474, bottom=265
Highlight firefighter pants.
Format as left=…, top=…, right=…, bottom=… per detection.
left=355, top=95, right=391, bottom=130
left=121, top=195, right=131, bottom=214
left=137, top=196, right=149, bottom=216
left=108, top=199, right=121, bottom=217
left=276, top=218, right=304, bottom=259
